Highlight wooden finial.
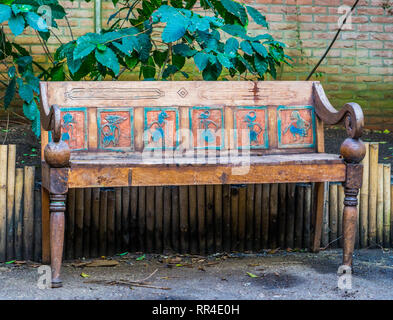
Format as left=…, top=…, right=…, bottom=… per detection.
left=340, top=138, right=366, bottom=164
left=44, top=141, right=70, bottom=168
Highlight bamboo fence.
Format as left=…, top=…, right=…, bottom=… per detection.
left=0, top=142, right=391, bottom=262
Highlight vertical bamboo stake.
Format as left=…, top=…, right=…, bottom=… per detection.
left=245, top=184, right=254, bottom=251
left=338, top=184, right=344, bottom=248
left=360, top=143, right=369, bottom=248
left=188, top=185, right=198, bottom=254
left=222, top=185, right=231, bottom=253
left=179, top=186, right=189, bottom=254
left=254, top=184, right=263, bottom=251
left=377, top=164, right=384, bottom=246
left=107, top=189, right=115, bottom=256
left=155, top=186, right=164, bottom=253
left=171, top=186, right=180, bottom=252
left=206, top=185, right=215, bottom=254
left=138, top=186, right=146, bottom=252
left=368, top=142, right=379, bottom=247
left=23, top=166, right=34, bottom=261
left=163, top=186, right=172, bottom=253
left=329, top=183, right=338, bottom=248
left=197, top=185, right=206, bottom=254
left=91, top=188, right=100, bottom=258
left=321, top=182, right=329, bottom=248
left=261, top=184, right=270, bottom=249
left=230, top=186, right=239, bottom=251
left=14, top=168, right=23, bottom=260
left=66, top=188, right=75, bottom=260
left=294, top=184, right=304, bottom=249
left=214, top=185, right=223, bottom=252
left=6, top=145, right=15, bottom=260
left=130, top=187, right=138, bottom=252
left=114, top=187, right=122, bottom=252
left=83, top=188, right=92, bottom=258
left=145, top=186, right=155, bottom=252
left=75, top=188, right=84, bottom=258
left=278, top=184, right=287, bottom=249
left=121, top=187, right=130, bottom=252
left=238, top=186, right=246, bottom=252
left=34, top=187, right=42, bottom=262
left=285, top=184, right=295, bottom=249
left=383, top=164, right=391, bottom=247
left=303, top=184, right=312, bottom=249
left=99, top=190, right=108, bottom=257
left=0, top=145, right=7, bottom=261
left=269, top=183, right=279, bottom=249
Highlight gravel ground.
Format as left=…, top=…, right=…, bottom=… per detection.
left=1, top=249, right=393, bottom=300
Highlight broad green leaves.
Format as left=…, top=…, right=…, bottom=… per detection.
left=0, top=5, right=12, bottom=23
left=246, top=6, right=268, bottom=28
left=8, top=14, right=25, bottom=36
left=95, top=47, right=120, bottom=75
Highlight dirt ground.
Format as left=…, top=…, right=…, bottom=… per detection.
left=1, top=249, right=393, bottom=300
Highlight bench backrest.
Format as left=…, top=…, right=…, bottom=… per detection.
left=40, top=81, right=325, bottom=159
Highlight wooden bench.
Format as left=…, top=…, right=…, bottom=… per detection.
left=40, top=81, right=365, bottom=288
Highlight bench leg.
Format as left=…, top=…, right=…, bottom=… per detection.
left=50, top=193, right=67, bottom=288
left=342, top=187, right=359, bottom=267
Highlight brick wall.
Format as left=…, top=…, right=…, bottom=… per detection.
left=1, top=0, right=392, bottom=129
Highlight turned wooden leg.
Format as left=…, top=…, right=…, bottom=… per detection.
left=50, top=193, right=67, bottom=288
left=342, top=187, right=359, bottom=267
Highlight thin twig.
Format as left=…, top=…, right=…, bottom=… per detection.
left=136, top=268, right=158, bottom=282
left=65, top=15, right=74, bottom=41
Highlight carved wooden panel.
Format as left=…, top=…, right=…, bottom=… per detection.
left=190, top=107, right=225, bottom=150
left=144, top=107, right=179, bottom=150
left=277, top=106, right=316, bottom=149
left=97, top=108, right=134, bottom=151
left=234, top=106, right=268, bottom=149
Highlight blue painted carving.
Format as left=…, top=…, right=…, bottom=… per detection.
left=101, top=114, right=127, bottom=147
left=243, top=111, right=263, bottom=146
left=199, top=110, right=219, bottom=144
left=61, top=112, right=75, bottom=143
left=147, top=110, right=169, bottom=146
left=283, top=110, right=311, bottom=142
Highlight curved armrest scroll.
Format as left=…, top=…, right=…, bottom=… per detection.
left=40, top=82, right=61, bottom=142
left=313, top=82, right=364, bottom=139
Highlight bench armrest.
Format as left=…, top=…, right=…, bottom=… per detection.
left=313, top=82, right=364, bottom=139
left=40, top=82, right=61, bottom=142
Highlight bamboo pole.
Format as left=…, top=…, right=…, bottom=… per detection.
left=66, top=188, right=75, bottom=260
left=83, top=188, right=92, bottom=258
left=114, top=187, right=122, bottom=251
left=321, top=182, right=329, bottom=248
left=285, top=184, right=295, bottom=249
left=246, top=184, right=254, bottom=251
left=230, top=186, right=239, bottom=251
left=179, top=186, right=189, bottom=254
left=188, top=185, right=198, bottom=254
left=303, top=184, right=312, bottom=249
left=14, top=168, right=23, bottom=260
left=23, top=166, right=34, bottom=261
left=91, top=188, right=100, bottom=257
left=222, top=185, right=231, bottom=253
left=377, top=164, right=384, bottom=246
left=214, top=185, right=223, bottom=252
left=254, top=184, right=263, bottom=251
left=130, top=186, right=138, bottom=252
left=120, top=187, right=129, bottom=252
left=138, top=186, right=146, bottom=252
left=155, top=186, right=163, bottom=253
left=75, top=188, right=84, bottom=258
left=359, top=143, right=370, bottom=248
left=99, top=190, right=108, bottom=257
left=238, top=186, right=246, bottom=252
left=278, top=183, right=287, bottom=249
left=383, top=164, right=391, bottom=248
left=269, top=183, right=278, bottom=249
left=261, top=184, right=270, bottom=249
left=368, top=142, right=379, bottom=247
left=107, top=189, right=115, bottom=256
left=34, top=187, right=42, bottom=262
left=6, top=145, right=16, bottom=260
left=163, top=186, right=172, bottom=253
left=0, top=145, right=7, bottom=261
left=197, top=185, right=206, bottom=254
left=171, top=186, right=180, bottom=252
left=329, top=183, right=338, bottom=248
left=338, top=184, right=344, bottom=248
left=145, top=186, right=155, bottom=252
left=294, top=184, right=304, bottom=249
left=206, top=185, right=215, bottom=254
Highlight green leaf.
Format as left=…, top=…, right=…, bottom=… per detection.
left=251, top=42, right=268, bottom=58
left=173, top=43, right=196, bottom=57
left=25, top=11, right=48, bottom=32
left=31, top=114, right=40, bottom=137
left=136, top=254, right=146, bottom=261
left=162, top=65, right=178, bottom=79
left=16, top=55, right=32, bottom=67
left=5, top=260, right=15, bottom=265
left=217, top=53, right=232, bottom=69
left=137, top=34, right=152, bottom=62
left=153, top=50, right=168, bottom=68
left=8, top=14, right=25, bottom=36
left=162, top=21, right=187, bottom=43
left=246, top=5, right=268, bottom=28
left=221, top=0, right=248, bottom=25
left=23, top=99, right=38, bottom=121
left=172, top=54, right=185, bottom=70
left=224, top=37, right=238, bottom=57
left=18, top=78, right=34, bottom=103
left=142, top=56, right=156, bottom=79
left=254, top=54, right=268, bottom=76
left=8, top=66, right=16, bottom=78
left=95, top=47, right=120, bottom=75
left=240, top=40, right=253, bottom=55
left=74, top=41, right=96, bottom=60
left=125, top=55, right=139, bottom=69
left=221, top=24, right=248, bottom=39
left=0, top=4, right=12, bottom=23
left=246, top=272, right=258, bottom=278
left=66, top=48, right=82, bottom=75
left=194, top=52, right=209, bottom=71
left=50, top=64, right=65, bottom=81
left=4, top=77, right=16, bottom=109
left=202, top=62, right=222, bottom=80
left=12, top=42, right=29, bottom=56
